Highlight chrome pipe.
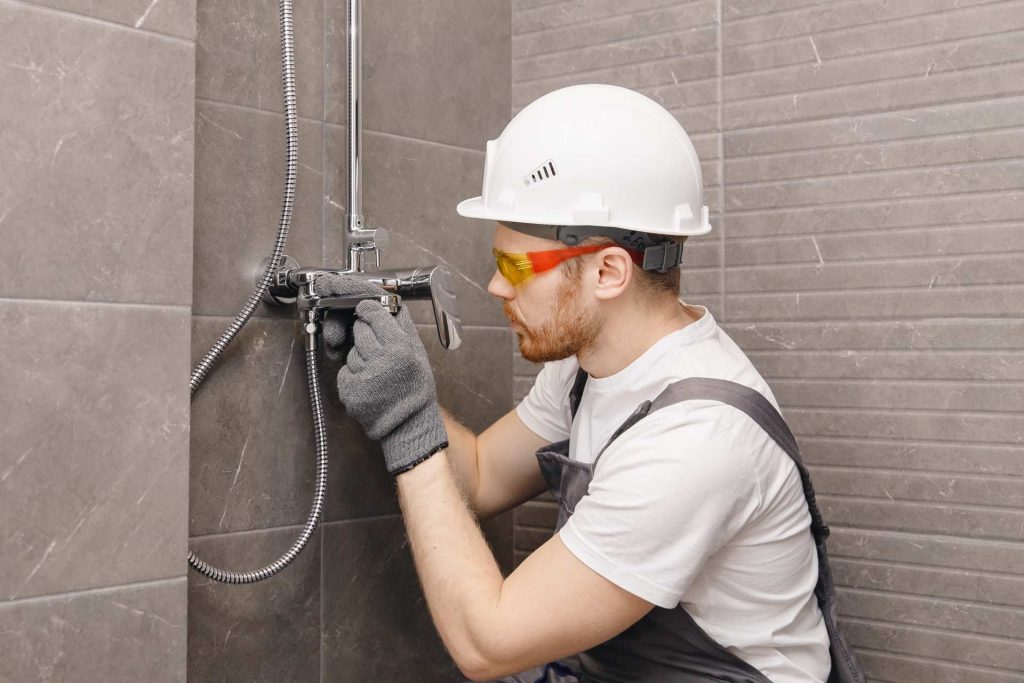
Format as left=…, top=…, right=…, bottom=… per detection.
left=346, top=0, right=363, bottom=236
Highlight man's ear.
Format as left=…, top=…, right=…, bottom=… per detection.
left=592, top=247, right=634, bottom=301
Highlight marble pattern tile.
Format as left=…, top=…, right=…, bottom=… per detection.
left=188, top=527, right=320, bottom=682
left=0, top=300, right=189, bottom=601
left=196, top=0, right=323, bottom=117
left=321, top=516, right=462, bottom=682
left=192, top=101, right=323, bottom=318
left=327, top=0, right=510, bottom=150
left=0, top=578, right=187, bottom=683
left=27, top=0, right=196, bottom=40
left=0, top=2, right=194, bottom=305
left=190, top=316, right=318, bottom=535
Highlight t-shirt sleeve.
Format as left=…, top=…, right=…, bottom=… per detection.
left=558, top=404, right=763, bottom=609
left=514, top=359, right=577, bottom=443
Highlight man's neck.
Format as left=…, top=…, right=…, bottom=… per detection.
left=577, top=299, right=703, bottom=379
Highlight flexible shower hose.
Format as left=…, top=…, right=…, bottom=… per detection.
left=187, top=0, right=328, bottom=583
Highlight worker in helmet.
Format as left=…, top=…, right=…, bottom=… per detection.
left=318, top=85, right=863, bottom=683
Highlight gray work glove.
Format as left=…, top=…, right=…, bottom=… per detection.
left=315, top=273, right=449, bottom=476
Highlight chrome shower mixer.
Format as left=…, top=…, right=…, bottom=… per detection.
left=256, top=255, right=464, bottom=351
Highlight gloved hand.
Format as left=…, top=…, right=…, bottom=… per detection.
left=316, top=274, right=387, bottom=364
left=314, top=273, right=449, bottom=476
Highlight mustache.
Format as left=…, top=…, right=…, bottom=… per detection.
left=503, top=303, right=524, bottom=328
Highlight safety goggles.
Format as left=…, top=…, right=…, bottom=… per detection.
left=492, top=245, right=642, bottom=286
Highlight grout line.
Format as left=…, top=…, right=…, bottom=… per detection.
left=724, top=187, right=1022, bottom=217
left=513, top=45, right=719, bottom=90
left=819, top=491, right=1024, bottom=514
left=726, top=281, right=1024, bottom=297
left=724, top=219, right=1024, bottom=243
left=513, top=9, right=716, bottom=62
left=513, top=0, right=704, bottom=40
left=839, top=613, right=1024, bottom=646
left=723, top=0, right=1014, bottom=48
left=0, top=0, right=193, bottom=45
left=0, top=297, right=191, bottom=312
left=725, top=154, right=1024, bottom=189
left=358, top=127, right=485, bottom=156
left=723, top=93, right=1024, bottom=136
left=717, top=0, right=726, bottom=322
left=725, top=121, right=1024, bottom=161
left=196, top=97, right=324, bottom=127
left=725, top=25, right=1024, bottom=83
left=0, top=575, right=185, bottom=609
left=723, top=78, right=1024, bottom=133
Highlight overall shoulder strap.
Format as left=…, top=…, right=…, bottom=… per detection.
left=594, top=377, right=831, bottom=543
left=568, top=367, right=589, bottom=421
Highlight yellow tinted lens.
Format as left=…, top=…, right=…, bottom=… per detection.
left=493, top=248, right=534, bottom=285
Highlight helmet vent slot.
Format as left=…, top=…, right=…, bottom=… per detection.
left=524, top=160, right=557, bottom=186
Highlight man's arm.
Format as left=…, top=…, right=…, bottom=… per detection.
left=440, top=406, right=552, bottom=519
left=397, top=450, right=654, bottom=681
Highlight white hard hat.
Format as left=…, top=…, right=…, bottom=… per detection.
left=456, top=84, right=711, bottom=239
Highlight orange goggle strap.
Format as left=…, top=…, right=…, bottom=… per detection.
left=492, top=244, right=644, bottom=281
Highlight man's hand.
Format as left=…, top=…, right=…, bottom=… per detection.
left=316, top=274, right=448, bottom=475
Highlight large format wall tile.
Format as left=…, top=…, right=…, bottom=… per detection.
left=27, top=0, right=196, bottom=39
left=0, top=578, right=186, bottom=683
left=329, top=0, right=510, bottom=150
left=190, top=316, right=317, bottom=535
left=196, top=0, right=323, bottom=117
left=192, top=101, right=323, bottom=318
left=0, top=2, right=194, bottom=306
left=325, top=128, right=505, bottom=327
left=188, top=527, right=320, bottom=683
left=322, top=516, right=462, bottom=682
left=0, top=300, right=189, bottom=600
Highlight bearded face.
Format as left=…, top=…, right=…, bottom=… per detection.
left=504, top=264, right=602, bottom=364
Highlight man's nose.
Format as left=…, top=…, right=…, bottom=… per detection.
left=487, top=268, right=515, bottom=300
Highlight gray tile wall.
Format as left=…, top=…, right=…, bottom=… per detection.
left=0, top=0, right=195, bottom=679
left=190, top=1, right=511, bottom=681
left=511, top=1, right=1024, bottom=681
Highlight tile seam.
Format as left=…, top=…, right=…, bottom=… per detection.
left=513, top=0, right=705, bottom=39
left=724, top=93, right=1024, bottom=136
left=0, top=0, right=194, bottom=45
left=723, top=0, right=1011, bottom=46
left=0, top=297, right=191, bottom=312
left=0, top=575, right=185, bottom=609
left=513, top=17, right=717, bottom=62
left=725, top=23, right=1024, bottom=80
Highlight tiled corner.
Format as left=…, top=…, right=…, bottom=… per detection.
left=0, top=2, right=194, bottom=305
left=196, top=0, right=324, bottom=117
left=0, top=300, right=189, bottom=601
left=325, top=128, right=504, bottom=328
left=330, top=0, right=510, bottom=150
left=0, top=578, right=187, bottom=683
left=321, top=516, right=462, bottom=682
left=190, top=316, right=317, bottom=536
left=188, top=527, right=321, bottom=683
left=192, top=101, right=323, bottom=318
left=26, top=0, right=196, bottom=40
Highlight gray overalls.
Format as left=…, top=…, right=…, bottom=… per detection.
left=488, top=371, right=867, bottom=683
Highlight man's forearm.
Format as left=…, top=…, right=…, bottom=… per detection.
left=396, top=451, right=503, bottom=679
left=439, top=406, right=481, bottom=511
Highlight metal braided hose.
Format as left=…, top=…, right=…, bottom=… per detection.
left=187, top=0, right=327, bottom=583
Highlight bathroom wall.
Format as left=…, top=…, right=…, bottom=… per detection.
left=511, top=1, right=1024, bottom=681
left=189, top=1, right=511, bottom=681
left=0, top=0, right=195, bottom=680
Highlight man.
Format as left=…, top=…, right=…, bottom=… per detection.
left=320, top=85, right=835, bottom=682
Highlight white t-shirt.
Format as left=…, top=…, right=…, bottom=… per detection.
left=515, top=304, right=831, bottom=683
